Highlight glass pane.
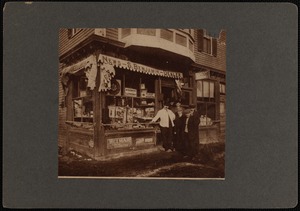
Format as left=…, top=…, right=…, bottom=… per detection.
left=189, top=39, right=194, bottom=51
left=209, top=82, right=214, bottom=98
left=137, top=28, right=156, bottom=36
left=207, top=103, right=216, bottom=120
left=121, top=28, right=131, bottom=38
left=181, top=91, right=190, bottom=105
left=197, top=103, right=206, bottom=116
left=175, top=33, right=187, bottom=46
left=73, top=99, right=82, bottom=119
left=203, top=81, right=209, bottom=97
left=208, top=39, right=212, bottom=54
left=220, top=83, right=225, bottom=94
left=196, top=81, right=202, bottom=97
left=203, top=38, right=208, bottom=53
left=160, top=29, right=173, bottom=41
left=79, top=77, right=88, bottom=97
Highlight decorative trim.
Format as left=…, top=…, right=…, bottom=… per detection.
left=98, top=54, right=183, bottom=79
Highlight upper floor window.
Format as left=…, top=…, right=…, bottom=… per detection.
left=137, top=28, right=156, bottom=36
left=68, top=28, right=82, bottom=38
left=197, top=29, right=217, bottom=56
left=175, top=33, right=187, bottom=47
left=220, top=83, right=226, bottom=94
left=189, top=39, right=194, bottom=51
left=121, top=28, right=131, bottom=38
left=160, top=29, right=173, bottom=42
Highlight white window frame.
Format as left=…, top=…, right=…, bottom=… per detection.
left=70, top=28, right=82, bottom=37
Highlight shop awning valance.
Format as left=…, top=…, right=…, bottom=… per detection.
left=61, top=55, right=96, bottom=76
left=98, top=54, right=183, bottom=79
left=60, top=55, right=98, bottom=94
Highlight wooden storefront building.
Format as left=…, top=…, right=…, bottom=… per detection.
left=58, top=28, right=226, bottom=159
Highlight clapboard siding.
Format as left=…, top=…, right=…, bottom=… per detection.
left=194, top=29, right=226, bottom=72
left=59, top=28, right=95, bottom=56
left=59, top=28, right=120, bottom=57
left=106, top=28, right=119, bottom=41
left=58, top=63, right=67, bottom=147
left=194, top=29, right=226, bottom=142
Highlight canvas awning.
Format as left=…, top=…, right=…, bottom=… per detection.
left=60, top=55, right=97, bottom=93
left=61, top=55, right=96, bottom=77
left=98, top=54, right=183, bottom=79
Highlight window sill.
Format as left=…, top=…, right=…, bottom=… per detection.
left=198, top=51, right=215, bottom=57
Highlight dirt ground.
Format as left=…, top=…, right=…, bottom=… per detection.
left=58, top=142, right=225, bottom=178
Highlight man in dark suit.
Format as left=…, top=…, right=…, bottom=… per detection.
left=189, top=104, right=200, bottom=158
left=183, top=107, right=200, bottom=158
left=173, top=106, right=184, bottom=153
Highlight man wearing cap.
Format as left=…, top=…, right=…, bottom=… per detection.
left=150, top=102, right=175, bottom=152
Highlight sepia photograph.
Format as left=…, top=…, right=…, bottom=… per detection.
left=58, top=28, right=226, bottom=179
left=4, top=2, right=297, bottom=208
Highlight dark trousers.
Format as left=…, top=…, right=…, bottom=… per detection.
left=190, top=139, right=198, bottom=157
left=173, top=133, right=181, bottom=151
left=160, top=126, right=173, bottom=150
left=182, top=132, right=190, bottom=155
left=183, top=132, right=198, bottom=157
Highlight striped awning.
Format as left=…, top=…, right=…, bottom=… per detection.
left=98, top=54, right=183, bottom=79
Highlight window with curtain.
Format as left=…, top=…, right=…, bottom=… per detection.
left=220, top=83, right=226, bottom=94
left=196, top=80, right=216, bottom=122
left=197, top=80, right=215, bottom=100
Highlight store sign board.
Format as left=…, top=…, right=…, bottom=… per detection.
left=124, top=88, right=137, bottom=97
left=135, top=137, right=154, bottom=146
left=195, top=71, right=210, bottom=80
left=135, top=138, right=145, bottom=145
left=98, top=54, right=183, bottom=79
left=107, top=137, right=132, bottom=149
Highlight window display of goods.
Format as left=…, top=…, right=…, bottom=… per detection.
left=146, top=92, right=155, bottom=98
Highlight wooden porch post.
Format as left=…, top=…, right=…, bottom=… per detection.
left=93, top=51, right=106, bottom=157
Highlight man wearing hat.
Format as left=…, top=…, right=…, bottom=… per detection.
left=173, top=105, right=185, bottom=152
left=183, top=105, right=200, bottom=158
left=189, top=104, right=199, bottom=120
left=150, top=102, right=176, bottom=152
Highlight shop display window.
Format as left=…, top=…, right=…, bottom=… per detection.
left=105, top=70, right=156, bottom=129
left=197, top=102, right=216, bottom=126
left=197, top=79, right=216, bottom=125
left=71, top=74, right=93, bottom=123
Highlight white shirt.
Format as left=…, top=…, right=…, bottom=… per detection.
left=152, top=108, right=175, bottom=128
